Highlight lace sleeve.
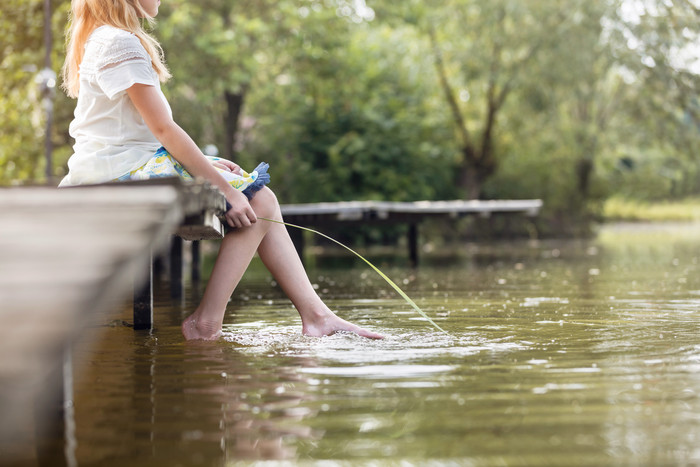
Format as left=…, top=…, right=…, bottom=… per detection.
left=94, top=32, right=157, bottom=100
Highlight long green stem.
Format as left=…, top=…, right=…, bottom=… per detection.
left=259, top=217, right=447, bottom=333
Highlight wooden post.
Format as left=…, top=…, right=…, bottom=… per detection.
left=191, top=240, right=201, bottom=283
left=408, top=223, right=419, bottom=267
left=169, top=236, right=183, bottom=299
left=134, top=253, right=153, bottom=330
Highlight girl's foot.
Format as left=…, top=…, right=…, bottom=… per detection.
left=182, top=314, right=222, bottom=341
left=182, top=310, right=383, bottom=340
left=302, top=310, right=384, bottom=339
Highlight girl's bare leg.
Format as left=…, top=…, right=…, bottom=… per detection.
left=181, top=215, right=271, bottom=340
left=183, top=187, right=383, bottom=340
left=255, top=192, right=383, bottom=339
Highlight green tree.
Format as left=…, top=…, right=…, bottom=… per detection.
left=159, top=0, right=456, bottom=203
left=260, top=20, right=458, bottom=202
left=158, top=0, right=318, bottom=160
left=605, top=0, right=700, bottom=199
left=0, top=0, right=71, bottom=185
left=375, top=0, right=588, bottom=200
left=499, top=1, right=624, bottom=224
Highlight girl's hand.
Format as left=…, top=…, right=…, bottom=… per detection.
left=224, top=189, right=257, bottom=228
left=212, top=159, right=241, bottom=174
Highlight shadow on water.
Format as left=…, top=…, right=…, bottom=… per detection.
left=47, top=223, right=700, bottom=465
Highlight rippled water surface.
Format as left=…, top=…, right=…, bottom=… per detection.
left=69, top=223, right=700, bottom=466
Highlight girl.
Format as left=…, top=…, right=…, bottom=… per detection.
left=60, top=0, right=383, bottom=340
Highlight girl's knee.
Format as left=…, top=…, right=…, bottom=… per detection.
left=251, top=187, right=279, bottom=219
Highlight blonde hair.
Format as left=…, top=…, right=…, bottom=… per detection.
left=61, top=0, right=171, bottom=98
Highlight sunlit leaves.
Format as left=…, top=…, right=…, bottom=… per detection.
left=1, top=0, right=698, bottom=217
left=0, top=0, right=71, bottom=184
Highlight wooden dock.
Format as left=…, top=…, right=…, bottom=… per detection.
left=0, top=179, right=225, bottom=464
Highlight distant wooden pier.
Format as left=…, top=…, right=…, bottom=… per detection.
left=281, top=199, right=543, bottom=264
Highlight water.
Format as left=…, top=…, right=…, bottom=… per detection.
left=66, top=223, right=700, bottom=466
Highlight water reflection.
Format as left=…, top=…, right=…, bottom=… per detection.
left=61, top=223, right=700, bottom=465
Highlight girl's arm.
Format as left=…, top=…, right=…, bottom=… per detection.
left=127, top=83, right=256, bottom=229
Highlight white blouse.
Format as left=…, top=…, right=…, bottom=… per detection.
left=59, top=25, right=172, bottom=186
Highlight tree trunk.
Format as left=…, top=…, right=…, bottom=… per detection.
left=457, top=144, right=498, bottom=200
left=458, top=164, right=482, bottom=200
left=224, top=89, right=246, bottom=160
left=575, top=157, right=594, bottom=199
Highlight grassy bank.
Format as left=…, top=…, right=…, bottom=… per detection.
left=603, top=197, right=700, bottom=222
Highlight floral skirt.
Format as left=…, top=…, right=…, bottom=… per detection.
left=115, top=147, right=270, bottom=200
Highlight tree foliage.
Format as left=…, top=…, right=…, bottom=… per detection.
left=1, top=0, right=698, bottom=234
left=604, top=0, right=700, bottom=200
left=0, top=0, right=72, bottom=183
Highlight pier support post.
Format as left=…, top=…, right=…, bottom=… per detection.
left=408, top=223, right=419, bottom=267
left=169, top=236, right=183, bottom=300
left=134, top=253, right=153, bottom=330
left=191, top=240, right=201, bottom=284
